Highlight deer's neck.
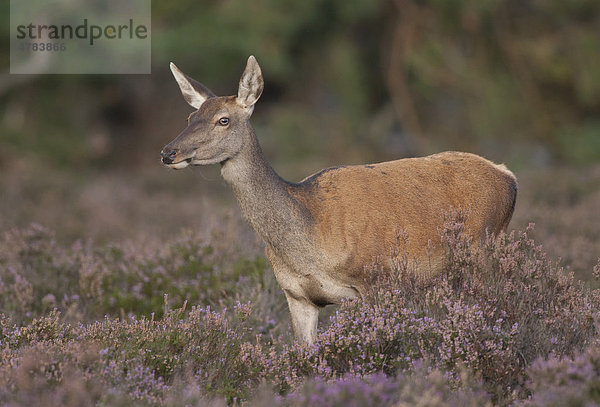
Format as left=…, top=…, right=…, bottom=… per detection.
left=220, top=126, right=313, bottom=258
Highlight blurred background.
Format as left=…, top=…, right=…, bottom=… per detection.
left=1, top=0, right=599, bottom=280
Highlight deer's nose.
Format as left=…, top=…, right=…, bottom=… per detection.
left=161, top=149, right=178, bottom=164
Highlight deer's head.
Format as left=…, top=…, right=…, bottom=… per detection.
left=161, top=56, right=264, bottom=169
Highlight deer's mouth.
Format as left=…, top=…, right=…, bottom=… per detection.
left=161, top=148, right=196, bottom=169
left=161, top=148, right=229, bottom=169
left=166, top=157, right=193, bottom=169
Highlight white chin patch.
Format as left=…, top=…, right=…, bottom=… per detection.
left=168, top=160, right=190, bottom=170
left=191, top=157, right=223, bottom=165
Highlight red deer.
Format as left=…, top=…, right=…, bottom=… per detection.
left=161, top=56, right=517, bottom=343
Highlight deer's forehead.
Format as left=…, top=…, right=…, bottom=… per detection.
left=192, top=96, right=238, bottom=119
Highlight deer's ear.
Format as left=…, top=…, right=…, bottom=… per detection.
left=237, top=56, right=263, bottom=110
left=170, top=62, right=216, bottom=109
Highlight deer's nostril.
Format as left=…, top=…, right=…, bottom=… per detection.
left=161, top=149, right=178, bottom=164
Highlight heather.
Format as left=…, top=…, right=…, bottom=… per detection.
left=0, top=223, right=269, bottom=324
left=514, top=342, right=600, bottom=407
left=2, top=0, right=600, bottom=402
left=1, top=210, right=599, bottom=405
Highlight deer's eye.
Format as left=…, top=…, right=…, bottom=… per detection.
left=218, top=117, right=230, bottom=126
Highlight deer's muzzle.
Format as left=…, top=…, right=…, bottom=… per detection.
left=160, top=148, right=178, bottom=164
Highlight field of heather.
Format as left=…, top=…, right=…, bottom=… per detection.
left=2, top=1, right=600, bottom=405
left=0, top=163, right=599, bottom=406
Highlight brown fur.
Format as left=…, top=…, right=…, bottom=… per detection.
left=291, top=151, right=517, bottom=284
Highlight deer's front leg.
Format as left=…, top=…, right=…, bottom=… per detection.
left=266, top=246, right=320, bottom=343
left=284, top=292, right=319, bottom=344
